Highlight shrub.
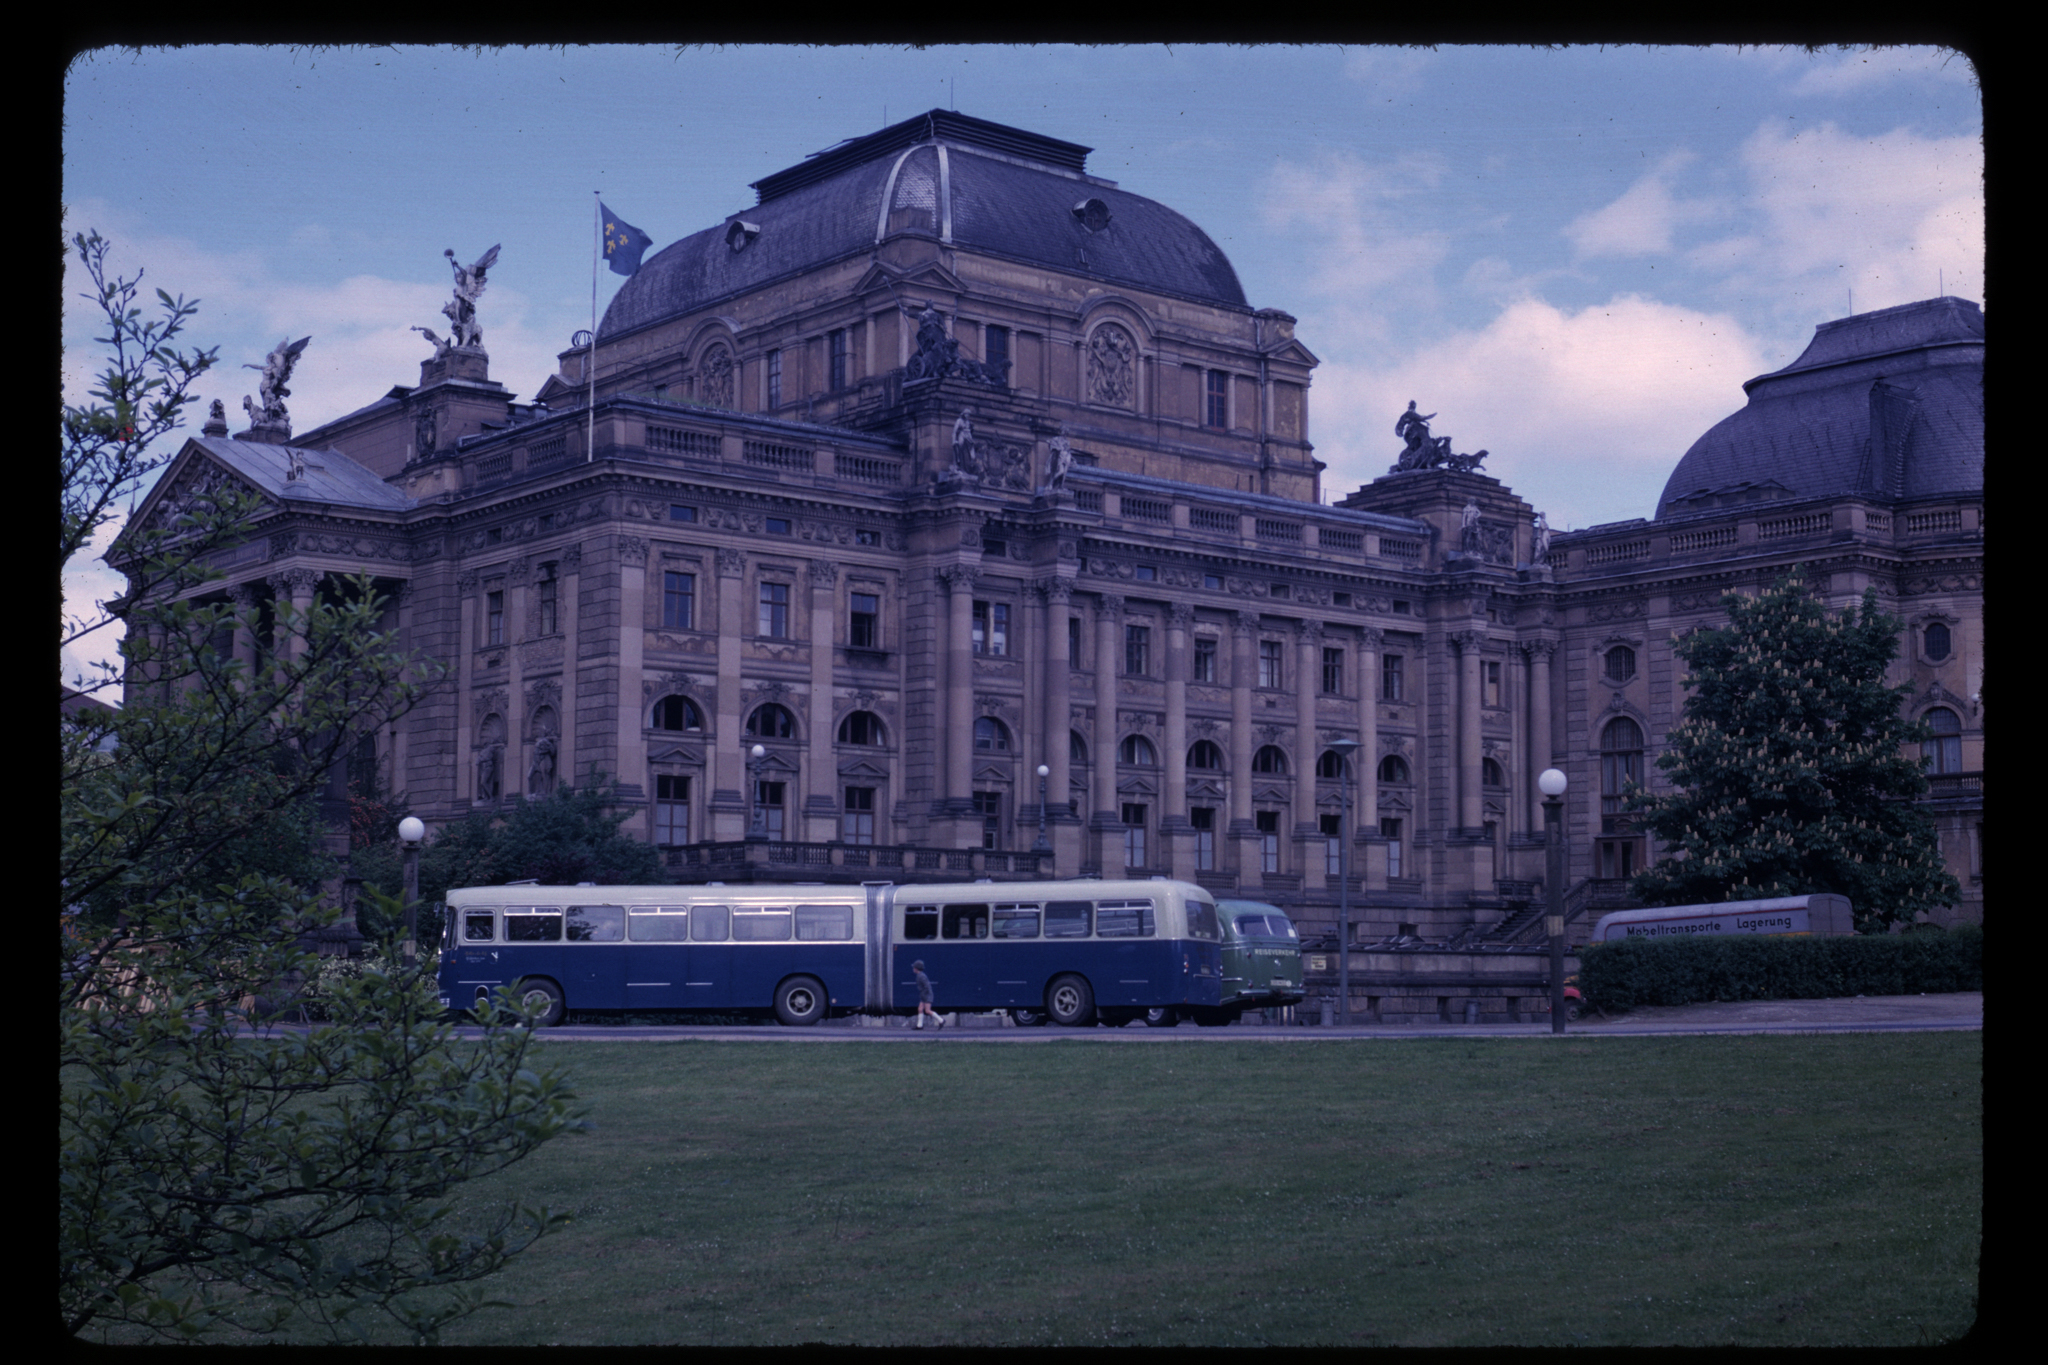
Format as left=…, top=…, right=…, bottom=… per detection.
left=1578, top=928, right=1983, bottom=1010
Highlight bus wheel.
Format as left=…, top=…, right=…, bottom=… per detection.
left=774, top=976, right=827, bottom=1027
left=1144, top=1007, right=1180, bottom=1027
left=517, top=978, right=566, bottom=1028
left=1008, top=1008, right=1050, bottom=1027
left=1047, top=975, right=1095, bottom=1027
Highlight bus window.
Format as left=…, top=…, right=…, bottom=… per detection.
left=566, top=905, right=625, bottom=942
left=1184, top=898, right=1220, bottom=940
left=1095, top=899, right=1156, bottom=938
left=691, top=906, right=731, bottom=942
left=463, top=911, right=496, bottom=942
left=903, top=908, right=938, bottom=940
left=795, top=904, right=854, bottom=941
left=1234, top=913, right=1294, bottom=939
left=628, top=909, right=689, bottom=942
left=1044, top=900, right=1092, bottom=938
left=734, top=910, right=793, bottom=941
left=992, top=904, right=1040, bottom=938
left=942, top=905, right=989, bottom=940
left=504, top=909, right=563, bottom=942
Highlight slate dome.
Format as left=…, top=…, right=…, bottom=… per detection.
left=1656, top=296, right=1984, bottom=520
left=599, top=110, right=1247, bottom=340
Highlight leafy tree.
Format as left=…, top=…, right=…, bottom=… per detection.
left=60, top=233, right=584, bottom=1343
left=1625, top=569, right=1960, bottom=932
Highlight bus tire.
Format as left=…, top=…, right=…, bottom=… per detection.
left=1144, top=1007, right=1179, bottom=1027
left=774, top=975, right=828, bottom=1027
left=1047, top=975, right=1095, bottom=1027
left=1008, top=1007, right=1050, bottom=1027
left=516, top=978, right=566, bottom=1028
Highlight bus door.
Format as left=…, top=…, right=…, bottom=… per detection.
left=936, top=903, right=991, bottom=1003
left=989, top=902, right=1043, bottom=1005
left=561, top=904, right=626, bottom=1010
left=624, top=906, right=692, bottom=1009
left=1093, top=898, right=1158, bottom=1007
left=896, top=903, right=939, bottom=1010
left=447, top=905, right=508, bottom=1009
left=685, top=904, right=733, bottom=1007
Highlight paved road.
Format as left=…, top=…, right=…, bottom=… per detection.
left=507, top=993, right=1981, bottom=1043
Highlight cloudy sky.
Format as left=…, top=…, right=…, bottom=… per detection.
left=61, top=44, right=1981, bottom=689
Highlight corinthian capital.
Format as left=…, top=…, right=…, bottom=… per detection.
left=1036, top=577, right=1075, bottom=604
left=807, top=560, right=840, bottom=587
left=1451, top=629, right=1487, bottom=653
left=1096, top=592, right=1125, bottom=619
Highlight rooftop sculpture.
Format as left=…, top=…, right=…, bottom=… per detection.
left=242, top=335, right=311, bottom=437
left=1391, top=400, right=1488, bottom=474
left=420, top=244, right=501, bottom=356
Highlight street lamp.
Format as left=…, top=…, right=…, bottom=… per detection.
left=746, top=743, right=769, bottom=840
left=1539, top=767, right=1568, bottom=1034
left=398, top=815, right=426, bottom=962
left=1034, top=764, right=1051, bottom=853
left=1328, top=738, right=1362, bottom=1026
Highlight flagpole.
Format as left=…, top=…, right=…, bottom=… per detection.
left=588, top=191, right=600, bottom=463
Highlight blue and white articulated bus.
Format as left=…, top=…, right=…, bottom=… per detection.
left=438, top=879, right=1225, bottom=1027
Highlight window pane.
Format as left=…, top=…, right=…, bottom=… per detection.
left=690, top=906, right=731, bottom=941
left=463, top=912, right=495, bottom=941
left=1043, top=900, right=1092, bottom=938
left=629, top=911, right=690, bottom=942
left=503, top=911, right=562, bottom=942
left=1095, top=899, right=1156, bottom=938
left=734, top=911, right=793, bottom=941
left=992, top=907, right=1040, bottom=938
left=795, top=905, right=854, bottom=941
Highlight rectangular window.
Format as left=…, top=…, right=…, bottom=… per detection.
left=849, top=592, right=880, bottom=649
left=759, top=582, right=790, bottom=638
left=943, top=904, right=989, bottom=940
left=1124, top=623, right=1151, bottom=676
left=766, top=348, right=782, bottom=408
left=795, top=904, right=855, bottom=941
left=1381, top=817, right=1403, bottom=879
left=1321, top=812, right=1344, bottom=877
left=1322, top=646, right=1344, bottom=695
left=486, top=588, right=505, bottom=646
left=765, top=517, right=791, bottom=535
left=1382, top=653, right=1405, bottom=702
left=1193, top=637, right=1217, bottom=683
left=663, top=571, right=695, bottom=630
left=1203, top=573, right=1222, bottom=590
left=993, top=904, right=1039, bottom=938
left=1096, top=897, right=1156, bottom=938
left=1258, top=639, right=1283, bottom=689
left=756, top=780, right=786, bottom=839
left=972, top=601, right=1009, bottom=656
left=842, top=785, right=876, bottom=845
left=1191, top=806, right=1216, bottom=871
left=973, top=790, right=1002, bottom=850
left=1205, top=369, right=1228, bottom=428
left=828, top=329, right=848, bottom=392
left=1484, top=660, right=1502, bottom=708
left=984, top=324, right=1010, bottom=379
left=1121, top=803, right=1148, bottom=870
left=669, top=504, right=698, bottom=523
left=655, top=774, right=690, bottom=846
left=538, top=563, right=559, bottom=636
left=1068, top=616, right=1082, bottom=663
left=1043, top=900, right=1092, bottom=938
left=1256, top=810, right=1280, bottom=874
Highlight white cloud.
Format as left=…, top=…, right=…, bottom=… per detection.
left=1257, top=150, right=1452, bottom=347
left=1564, top=151, right=1720, bottom=259
left=1312, top=295, right=1774, bottom=531
left=1339, top=47, right=1435, bottom=100
left=1788, top=46, right=1977, bottom=96
left=1693, top=121, right=1983, bottom=316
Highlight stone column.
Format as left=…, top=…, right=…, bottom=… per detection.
left=943, top=566, right=980, bottom=826
left=280, top=568, right=319, bottom=665
left=615, top=538, right=648, bottom=813
left=1453, top=630, right=1485, bottom=832
left=559, top=546, right=582, bottom=791
left=712, top=547, right=747, bottom=837
left=1295, top=619, right=1324, bottom=864
left=454, top=571, right=478, bottom=802
left=1038, top=577, right=1075, bottom=861
left=1162, top=602, right=1193, bottom=877
left=1090, top=593, right=1125, bottom=865
left=386, top=581, right=411, bottom=809
left=230, top=584, right=259, bottom=692
left=1357, top=626, right=1384, bottom=886
left=506, top=557, right=530, bottom=798
left=805, top=560, right=839, bottom=840
left=1523, top=639, right=1557, bottom=832
left=1229, top=610, right=1258, bottom=871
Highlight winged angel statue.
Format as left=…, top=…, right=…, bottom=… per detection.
left=242, top=335, right=311, bottom=435
left=416, top=244, right=501, bottom=356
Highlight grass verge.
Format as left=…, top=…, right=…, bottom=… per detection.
left=250, top=1033, right=1990, bottom=1345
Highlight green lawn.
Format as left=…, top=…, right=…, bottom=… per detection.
left=298, top=1034, right=1989, bottom=1345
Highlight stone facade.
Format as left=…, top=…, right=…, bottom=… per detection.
left=117, top=111, right=1982, bottom=941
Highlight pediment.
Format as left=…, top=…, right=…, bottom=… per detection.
left=648, top=744, right=703, bottom=766
left=1116, top=775, right=1159, bottom=798
left=1378, top=792, right=1413, bottom=814
left=854, top=259, right=967, bottom=300
left=1252, top=782, right=1292, bottom=804
left=837, top=757, right=890, bottom=780
left=973, top=760, right=1014, bottom=782
left=1265, top=339, right=1320, bottom=367
left=121, top=441, right=275, bottom=551
left=1185, top=778, right=1225, bottom=800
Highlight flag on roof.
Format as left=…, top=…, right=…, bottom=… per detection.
left=601, top=203, right=654, bottom=276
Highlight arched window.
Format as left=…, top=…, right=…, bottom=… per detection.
left=1316, top=749, right=1349, bottom=780
left=1070, top=731, right=1089, bottom=764
left=1482, top=757, right=1507, bottom=788
left=1923, top=622, right=1953, bottom=662
left=1378, top=755, right=1410, bottom=784
left=1605, top=646, right=1637, bottom=683
left=1187, top=740, right=1224, bottom=771
left=651, top=695, right=704, bottom=732
left=1118, top=735, right=1156, bottom=766
left=837, top=710, right=885, bottom=746
left=1922, top=707, right=1963, bottom=774
left=1600, top=718, right=1644, bottom=828
left=745, top=703, right=797, bottom=739
left=1252, top=745, right=1288, bottom=775
left=974, top=717, right=1011, bottom=752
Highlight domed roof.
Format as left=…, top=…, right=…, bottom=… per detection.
left=1656, top=296, right=1983, bottom=519
left=599, top=110, right=1246, bottom=339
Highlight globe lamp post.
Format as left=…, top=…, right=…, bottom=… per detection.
left=398, top=816, right=426, bottom=962
left=1034, top=764, right=1051, bottom=853
left=1538, top=767, right=1568, bottom=1033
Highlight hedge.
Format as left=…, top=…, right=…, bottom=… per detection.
left=1577, top=925, right=1982, bottom=1010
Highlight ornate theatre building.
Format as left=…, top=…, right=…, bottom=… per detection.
left=126, top=111, right=1983, bottom=940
